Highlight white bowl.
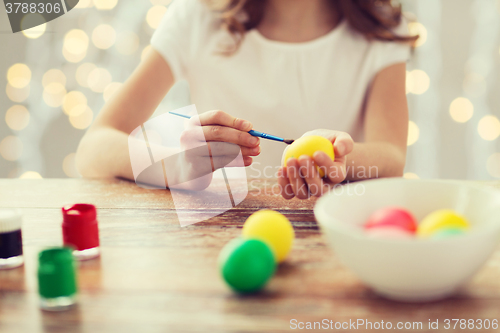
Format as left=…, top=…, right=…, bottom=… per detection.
left=314, top=179, right=500, bottom=302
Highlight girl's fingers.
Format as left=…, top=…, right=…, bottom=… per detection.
left=202, top=126, right=260, bottom=148
left=332, top=132, right=354, bottom=157
left=300, top=130, right=353, bottom=157
left=206, top=143, right=260, bottom=157
left=198, top=110, right=253, bottom=131
left=286, top=158, right=310, bottom=199
left=297, top=156, right=327, bottom=197
left=243, top=156, right=252, bottom=166
left=181, top=128, right=260, bottom=157
left=223, top=155, right=253, bottom=167
left=240, top=146, right=261, bottom=156
left=313, top=151, right=346, bottom=184
left=184, top=111, right=259, bottom=155
left=277, top=167, right=295, bottom=200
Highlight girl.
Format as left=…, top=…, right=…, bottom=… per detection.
left=76, top=0, right=416, bottom=199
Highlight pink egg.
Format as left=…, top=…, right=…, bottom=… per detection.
left=365, top=226, right=414, bottom=239
left=365, top=207, right=417, bottom=233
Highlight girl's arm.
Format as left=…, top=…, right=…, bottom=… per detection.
left=345, top=62, right=408, bottom=180
left=76, top=49, right=260, bottom=183
left=76, top=50, right=174, bottom=180
left=278, top=62, right=408, bottom=199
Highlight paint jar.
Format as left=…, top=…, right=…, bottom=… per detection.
left=62, top=204, right=100, bottom=260
left=0, top=209, right=24, bottom=269
left=38, top=247, right=77, bottom=311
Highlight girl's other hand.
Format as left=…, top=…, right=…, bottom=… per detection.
left=277, top=130, right=354, bottom=200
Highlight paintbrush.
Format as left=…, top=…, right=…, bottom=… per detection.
left=168, top=112, right=295, bottom=145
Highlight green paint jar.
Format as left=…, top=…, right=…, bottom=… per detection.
left=38, top=247, right=77, bottom=311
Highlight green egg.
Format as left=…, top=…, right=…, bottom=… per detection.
left=431, top=228, right=466, bottom=239
left=218, top=238, right=276, bottom=294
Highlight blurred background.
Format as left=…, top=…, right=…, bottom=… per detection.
left=0, top=0, right=499, bottom=180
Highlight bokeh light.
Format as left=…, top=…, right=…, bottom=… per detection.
left=94, top=0, right=118, bottom=10
left=406, top=69, right=430, bottom=95
left=69, top=106, right=94, bottom=129
left=21, top=13, right=46, bottom=39
left=478, top=115, right=500, bottom=141
left=43, top=69, right=67, bottom=88
left=5, top=105, right=30, bottom=131
left=403, top=172, right=419, bottom=179
left=63, top=29, right=89, bottom=63
left=70, top=105, right=90, bottom=119
left=6, top=84, right=30, bottom=103
left=407, top=121, right=419, bottom=146
left=103, top=82, right=123, bottom=101
left=76, top=63, right=97, bottom=87
left=22, top=23, right=46, bottom=39
left=407, top=22, right=427, bottom=47
left=63, top=153, right=80, bottom=178
left=87, top=68, right=112, bottom=93
left=115, top=31, right=140, bottom=55
left=7, top=63, right=31, bottom=89
left=43, top=82, right=67, bottom=107
left=147, top=6, right=167, bottom=29
left=63, top=91, right=88, bottom=116
left=0, top=136, right=23, bottom=161
left=487, top=153, right=500, bottom=178
left=141, top=45, right=153, bottom=62
left=92, top=24, right=116, bottom=49
left=19, top=171, right=42, bottom=179
left=449, top=97, right=474, bottom=123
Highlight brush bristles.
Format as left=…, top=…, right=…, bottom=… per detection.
left=283, top=139, right=294, bottom=145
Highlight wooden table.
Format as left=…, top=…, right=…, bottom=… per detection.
left=1, top=179, right=500, bottom=333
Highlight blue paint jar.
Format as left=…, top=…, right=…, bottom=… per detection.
left=0, top=209, right=24, bottom=269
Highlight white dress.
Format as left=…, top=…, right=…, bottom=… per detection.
left=151, top=0, right=411, bottom=178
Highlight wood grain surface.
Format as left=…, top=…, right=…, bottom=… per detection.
left=1, top=179, right=500, bottom=333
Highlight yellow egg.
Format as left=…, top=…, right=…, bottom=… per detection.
left=417, top=209, right=470, bottom=237
left=283, top=135, right=334, bottom=177
left=242, top=210, right=294, bottom=263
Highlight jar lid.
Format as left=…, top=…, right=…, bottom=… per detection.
left=62, top=204, right=96, bottom=225
left=0, top=209, right=22, bottom=233
left=38, top=247, right=77, bottom=298
left=62, top=204, right=99, bottom=251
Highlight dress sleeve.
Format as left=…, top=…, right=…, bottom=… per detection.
left=150, top=0, right=205, bottom=82
left=372, top=18, right=412, bottom=73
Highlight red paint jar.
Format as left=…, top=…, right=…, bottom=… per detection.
left=62, top=204, right=100, bottom=260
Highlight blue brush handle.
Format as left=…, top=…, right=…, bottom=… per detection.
left=168, top=112, right=285, bottom=142
left=169, top=112, right=191, bottom=119
left=248, top=130, right=285, bottom=142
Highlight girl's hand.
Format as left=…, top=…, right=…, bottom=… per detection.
left=277, top=130, right=354, bottom=200
left=181, top=110, right=261, bottom=167
left=171, top=110, right=259, bottom=191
